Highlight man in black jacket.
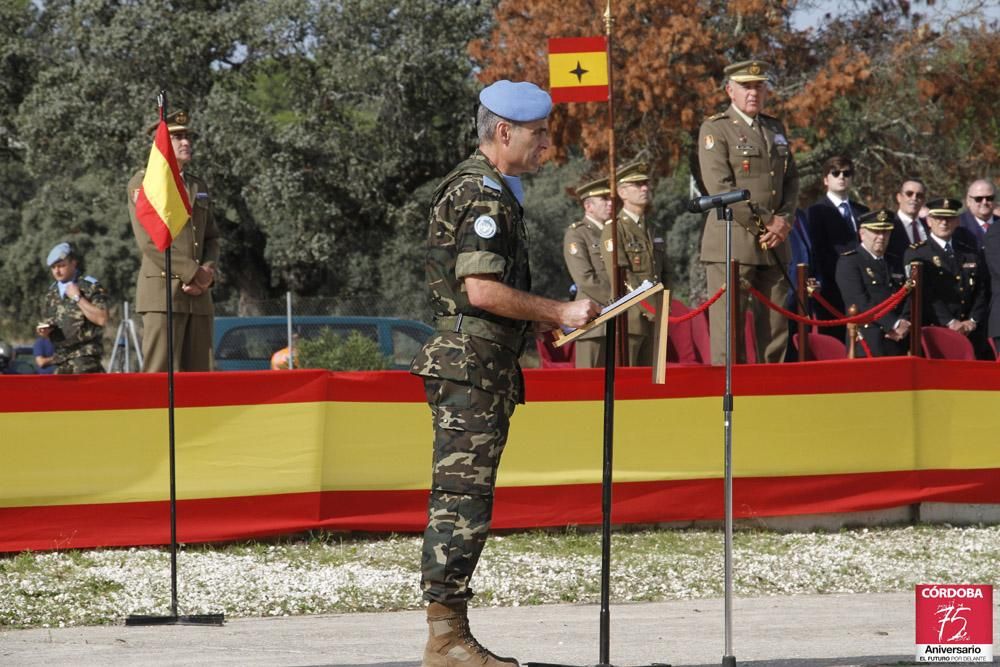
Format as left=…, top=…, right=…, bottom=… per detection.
left=835, top=210, right=910, bottom=357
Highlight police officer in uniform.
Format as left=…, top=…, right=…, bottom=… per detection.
left=563, top=176, right=612, bottom=367
left=697, top=59, right=799, bottom=364
left=904, top=198, right=991, bottom=359
left=599, top=161, right=668, bottom=366
left=834, top=210, right=911, bottom=357
left=39, top=242, right=109, bottom=374
left=409, top=81, right=599, bottom=667
left=127, top=110, right=220, bottom=372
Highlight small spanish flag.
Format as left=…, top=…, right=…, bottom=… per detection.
left=134, top=113, right=191, bottom=252
left=548, top=36, right=608, bottom=103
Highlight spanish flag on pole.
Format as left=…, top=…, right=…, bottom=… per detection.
left=548, top=36, right=608, bottom=103
left=134, top=113, right=191, bottom=252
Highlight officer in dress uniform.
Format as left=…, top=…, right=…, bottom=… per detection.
left=127, top=111, right=220, bottom=372
left=834, top=210, right=911, bottom=357
left=39, top=242, right=109, bottom=374
left=697, top=59, right=799, bottom=364
left=904, top=198, right=991, bottom=359
left=408, top=81, right=600, bottom=667
left=599, top=161, right=668, bottom=366
left=563, top=176, right=613, bottom=367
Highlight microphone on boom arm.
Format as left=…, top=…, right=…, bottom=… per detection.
left=687, top=189, right=751, bottom=213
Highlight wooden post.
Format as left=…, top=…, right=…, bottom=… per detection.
left=846, top=305, right=858, bottom=359
left=729, top=259, right=741, bottom=364
left=909, top=261, right=923, bottom=357
left=796, top=263, right=808, bottom=362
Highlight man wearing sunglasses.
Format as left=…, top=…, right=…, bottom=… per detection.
left=806, top=155, right=870, bottom=342
left=959, top=179, right=997, bottom=248
left=887, top=178, right=930, bottom=275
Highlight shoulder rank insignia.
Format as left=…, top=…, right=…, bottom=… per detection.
left=482, top=175, right=502, bottom=192
left=707, top=112, right=726, bottom=121
left=840, top=249, right=857, bottom=256
left=909, top=241, right=926, bottom=249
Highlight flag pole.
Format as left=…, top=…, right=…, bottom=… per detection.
left=125, top=91, right=222, bottom=628
left=604, top=0, right=629, bottom=366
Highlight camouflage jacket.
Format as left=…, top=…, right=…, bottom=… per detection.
left=410, top=150, right=530, bottom=402
left=44, top=273, right=108, bottom=365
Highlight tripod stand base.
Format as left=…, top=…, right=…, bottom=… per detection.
left=125, top=613, right=225, bottom=626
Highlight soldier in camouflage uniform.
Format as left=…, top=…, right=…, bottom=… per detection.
left=409, top=80, right=600, bottom=667
left=39, top=243, right=109, bottom=374
left=563, top=176, right=613, bottom=367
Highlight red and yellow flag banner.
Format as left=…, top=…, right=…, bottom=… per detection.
left=134, top=116, right=191, bottom=251
left=548, top=36, right=609, bottom=103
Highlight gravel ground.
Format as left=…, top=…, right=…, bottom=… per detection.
left=1, top=525, right=998, bottom=629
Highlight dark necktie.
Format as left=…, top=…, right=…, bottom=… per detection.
left=839, top=202, right=855, bottom=232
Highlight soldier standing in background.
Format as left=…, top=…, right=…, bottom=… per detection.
left=563, top=176, right=613, bottom=367
left=38, top=242, right=109, bottom=374
left=127, top=110, right=219, bottom=372
left=697, top=59, right=799, bottom=364
left=409, top=80, right=599, bottom=667
left=599, top=161, right=668, bottom=366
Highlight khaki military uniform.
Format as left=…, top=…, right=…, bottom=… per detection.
left=599, top=209, right=666, bottom=366
left=698, top=104, right=799, bottom=364
left=127, top=169, right=220, bottom=372
left=43, top=274, right=108, bottom=374
left=564, top=215, right=610, bottom=367
left=409, top=150, right=529, bottom=606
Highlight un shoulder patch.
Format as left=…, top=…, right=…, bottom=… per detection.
left=474, top=215, right=498, bottom=239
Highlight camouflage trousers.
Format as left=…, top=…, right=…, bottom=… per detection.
left=54, top=354, right=104, bottom=374
left=420, top=378, right=516, bottom=605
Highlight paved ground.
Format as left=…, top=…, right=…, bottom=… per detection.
left=0, top=592, right=991, bottom=666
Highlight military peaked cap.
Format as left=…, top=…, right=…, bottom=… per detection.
left=146, top=110, right=193, bottom=136
left=725, top=60, right=771, bottom=84
left=616, top=160, right=649, bottom=185
left=574, top=176, right=611, bottom=200
left=858, top=209, right=895, bottom=231
left=926, top=198, right=961, bottom=218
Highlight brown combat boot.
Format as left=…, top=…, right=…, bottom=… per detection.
left=423, top=601, right=519, bottom=667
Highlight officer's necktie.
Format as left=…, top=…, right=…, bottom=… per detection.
left=910, top=221, right=922, bottom=243
left=944, top=241, right=954, bottom=256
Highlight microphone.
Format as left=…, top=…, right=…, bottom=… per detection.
left=687, top=189, right=751, bottom=213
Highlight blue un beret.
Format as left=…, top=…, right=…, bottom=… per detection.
left=479, top=80, right=552, bottom=122
left=46, top=242, right=72, bottom=267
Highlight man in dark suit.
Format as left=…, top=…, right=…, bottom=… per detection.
left=958, top=179, right=997, bottom=248
left=984, top=217, right=1000, bottom=358
left=904, top=198, right=991, bottom=360
left=887, top=178, right=929, bottom=277
left=835, top=210, right=910, bottom=357
left=806, top=155, right=869, bottom=342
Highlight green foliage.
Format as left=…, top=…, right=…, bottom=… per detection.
left=295, top=329, right=390, bottom=371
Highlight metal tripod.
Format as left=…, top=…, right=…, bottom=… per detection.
left=108, top=301, right=144, bottom=373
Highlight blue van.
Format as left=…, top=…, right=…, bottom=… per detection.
left=213, top=316, right=434, bottom=371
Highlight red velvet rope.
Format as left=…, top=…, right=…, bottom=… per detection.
left=744, top=282, right=911, bottom=327
left=639, top=286, right=727, bottom=323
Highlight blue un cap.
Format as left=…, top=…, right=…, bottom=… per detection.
left=479, top=80, right=552, bottom=122
left=46, top=242, right=73, bottom=267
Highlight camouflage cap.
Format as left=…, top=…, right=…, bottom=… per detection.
left=616, top=160, right=649, bottom=185
left=146, top=110, right=192, bottom=136
left=574, top=176, right=611, bottom=200
left=858, top=209, right=895, bottom=231
left=926, top=197, right=961, bottom=218
left=725, top=60, right=771, bottom=84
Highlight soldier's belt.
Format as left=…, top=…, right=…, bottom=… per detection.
left=436, top=315, right=525, bottom=352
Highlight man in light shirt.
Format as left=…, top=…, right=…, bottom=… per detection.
left=958, top=179, right=997, bottom=248
left=887, top=178, right=929, bottom=275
